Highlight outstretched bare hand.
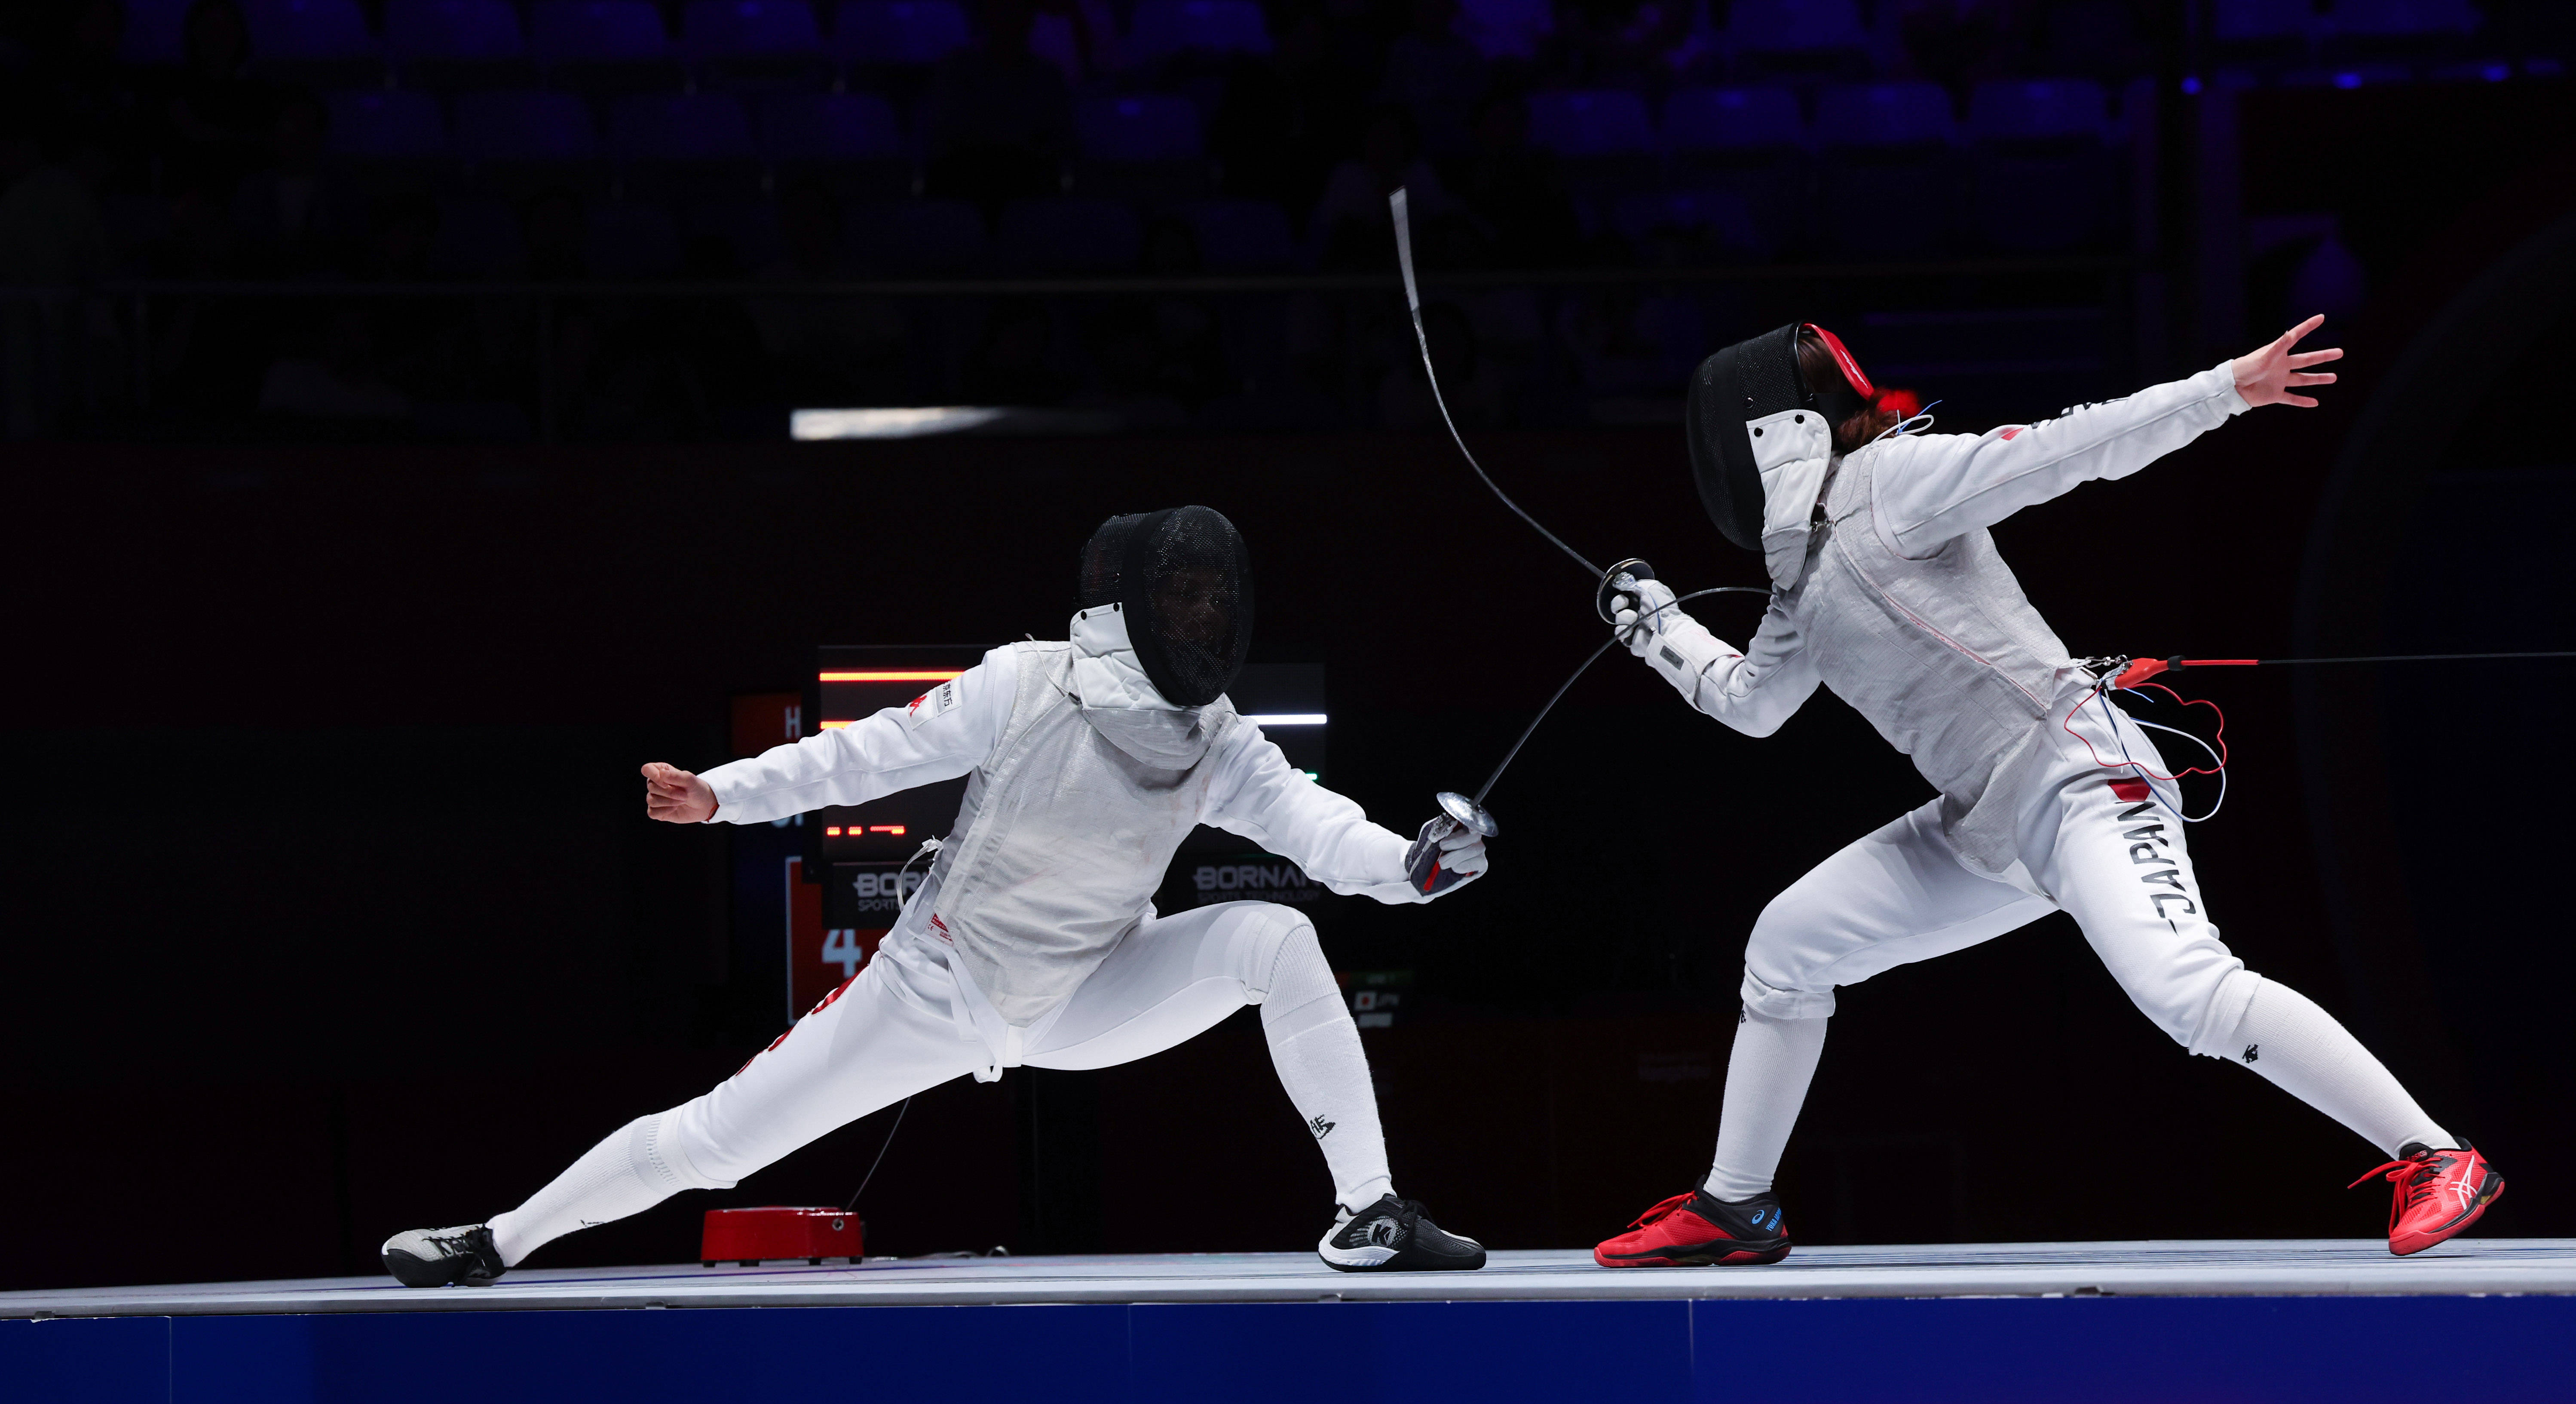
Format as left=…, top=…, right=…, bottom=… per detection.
left=642, top=762, right=717, bottom=823
left=2233, top=314, right=2343, bottom=408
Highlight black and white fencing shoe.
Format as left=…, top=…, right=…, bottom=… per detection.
left=1318, top=1195, right=1487, bottom=1272
left=382, top=1224, right=506, bottom=1288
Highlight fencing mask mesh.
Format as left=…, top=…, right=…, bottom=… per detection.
left=1685, top=323, right=1871, bottom=552
left=1078, top=506, right=1253, bottom=707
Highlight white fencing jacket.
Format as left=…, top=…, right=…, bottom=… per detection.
left=702, top=605, right=1419, bottom=1039
left=1642, top=361, right=2252, bottom=875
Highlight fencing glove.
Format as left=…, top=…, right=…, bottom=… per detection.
left=1612, top=576, right=1682, bottom=656
left=1403, top=817, right=1490, bottom=900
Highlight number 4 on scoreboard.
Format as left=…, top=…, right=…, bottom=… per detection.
left=821, top=928, right=865, bottom=979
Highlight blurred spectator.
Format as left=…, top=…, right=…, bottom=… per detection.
left=1309, top=104, right=1454, bottom=268
left=1441, top=92, right=1582, bottom=267
left=230, top=87, right=348, bottom=276
left=747, top=178, right=907, bottom=405
left=160, top=0, right=277, bottom=197
left=922, top=0, right=1077, bottom=219
left=1378, top=0, right=1488, bottom=157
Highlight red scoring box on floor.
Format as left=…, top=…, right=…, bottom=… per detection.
left=700, top=1207, right=864, bottom=1267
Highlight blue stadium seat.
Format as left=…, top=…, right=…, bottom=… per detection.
left=120, top=0, right=190, bottom=64
left=1453, top=0, right=1553, bottom=61
left=244, top=0, right=377, bottom=58
left=325, top=89, right=450, bottom=159
left=385, top=0, right=525, bottom=60
left=1814, top=83, right=1956, bottom=255
left=995, top=198, right=1143, bottom=273
left=684, top=0, right=826, bottom=80
left=530, top=0, right=684, bottom=91
left=386, top=0, right=533, bottom=89
left=849, top=197, right=989, bottom=274
left=2213, top=0, right=2314, bottom=43
left=1076, top=95, right=1205, bottom=162
left=455, top=89, right=600, bottom=160
left=1525, top=90, right=1656, bottom=157
left=1725, top=0, right=1865, bottom=53
left=760, top=93, right=903, bottom=162
left=612, top=93, right=759, bottom=161
left=1966, top=80, right=2113, bottom=253
left=1170, top=200, right=1298, bottom=271
left=1967, top=79, right=2108, bottom=143
left=1126, top=0, right=1273, bottom=62
left=831, top=0, right=969, bottom=64
left=531, top=0, right=673, bottom=60
left=1662, top=86, right=1805, bottom=151
left=2328, top=0, right=2481, bottom=37
left=245, top=0, right=384, bottom=84
left=1816, top=81, right=1954, bottom=148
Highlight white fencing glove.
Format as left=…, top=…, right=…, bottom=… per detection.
left=1403, top=816, right=1489, bottom=899
left=1611, top=575, right=1681, bottom=657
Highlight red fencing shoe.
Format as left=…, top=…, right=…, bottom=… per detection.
left=1593, top=1189, right=1790, bottom=1267
left=2349, top=1143, right=2503, bottom=1256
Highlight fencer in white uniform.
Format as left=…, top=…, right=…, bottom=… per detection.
left=1592, top=319, right=2501, bottom=1267
left=383, top=507, right=1492, bottom=1286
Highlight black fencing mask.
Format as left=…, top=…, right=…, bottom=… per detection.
left=1078, top=506, right=1254, bottom=707
left=1685, top=323, right=1874, bottom=551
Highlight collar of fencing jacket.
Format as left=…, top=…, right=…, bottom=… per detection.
left=1067, top=606, right=1230, bottom=769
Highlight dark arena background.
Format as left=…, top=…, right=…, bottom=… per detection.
left=3, top=0, right=2573, bottom=1398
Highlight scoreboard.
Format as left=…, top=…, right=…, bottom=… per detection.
left=801, top=645, right=990, bottom=868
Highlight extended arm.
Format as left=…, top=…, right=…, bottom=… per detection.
left=1204, top=729, right=1428, bottom=905
left=1875, top=317, right=2341, bottom=556
left=1618, top=582, right=1819, bottom=738
left=644, top=649, right=1017, bottom=825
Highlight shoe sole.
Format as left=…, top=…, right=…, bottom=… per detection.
left=1594, top=1240, right=1792, bottom=1268
left=2391, top=1173, right=2504, bottom=1256
left=383, top=1251, right=466, bottom=1288
left=1320, top=1247, right=1488, bottom=1272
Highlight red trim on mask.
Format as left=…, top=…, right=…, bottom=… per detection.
left=1802, top=323, right=1875, bottom=399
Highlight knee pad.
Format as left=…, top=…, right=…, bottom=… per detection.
left=643, top=1107, right=737, bottom=1192
left=2183, top=969, right=2267, bottom=1060
left=1254, top=915, right=1342, bottom=1039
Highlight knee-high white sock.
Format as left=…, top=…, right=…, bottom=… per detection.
left=2218, top=978, right=2452, bottom=1157
left=1704, top=1007, right=1828, bottom=1202
left=1258, top=928, right=1392, bottom=1213
left=487, top=1112, right=716, bottom=1266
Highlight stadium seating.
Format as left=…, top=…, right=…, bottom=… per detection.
left=1814, top=81, right=1956, bottom=255
left=1170, top=199, right=1300, bottom=271
left=613, top=92, right=764, bottom=196
left=848, top=197, right=989, bottom=274
left=245, top=0, right=383, bottom=86
left=1726, top=0, right=1867, bottom=77
left=1967, top=79, right=2112, bottom=252
left=1453, top=0, right=1553, bottom=61
left=1126, top=0, right=1274, bottom=63
left=529, top=0, right=684, bottom=92
left=384, top=0, right=534, bottom=89
left=119, top=0, right=190, bottom=64
left=831, top=0, right=971, bottom=64
left=1074, top=95, right=1212, bottom=200
left=683, top=0, right=830, bottom=88
left=455, top=89, right=605, bottom=193
left=1661, top=87, right=1807, bottom=256
left=325, top=89, right=450, bottom=160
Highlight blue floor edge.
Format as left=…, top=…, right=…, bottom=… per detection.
left=6, top=1294, right=2573, bottom=1404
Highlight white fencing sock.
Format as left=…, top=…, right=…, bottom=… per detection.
left=2217, top=978, right=2453, bottom=1157
left=1258, top=926, right=1392, bottom=1212
left=1704, top=1007, right=1829, bottom=1202
left=487, top=1111, right=722, bottom=1266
